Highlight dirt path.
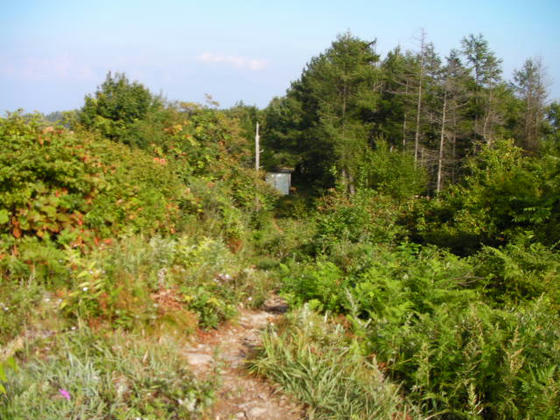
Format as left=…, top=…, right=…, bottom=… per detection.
left=182, top=297, right=304, bottom=420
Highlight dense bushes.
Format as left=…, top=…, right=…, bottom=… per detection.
left=0, top=113, right=183, bottom=257
left=271, top=169, right=560, bottom=418
left=2, top=69, right=560, bottom=418
left=410, top=140, right=560, bottom=254
left=279, top=240, right=560, bottom=418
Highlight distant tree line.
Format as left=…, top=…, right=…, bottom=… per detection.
left=261, top=31, right=557, bottom=194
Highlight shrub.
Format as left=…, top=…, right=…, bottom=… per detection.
left=313, top=189, right=408, bottom=254
left=0, top=112, right=184, bottom=256
left=470, top=235, right=560, bottom=306
left=410, top=140, right=560, bottom=253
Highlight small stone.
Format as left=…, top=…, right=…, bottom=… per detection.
left=184, top=353, right=213, bottom=367
left=247, top=406, right=268, bottom=418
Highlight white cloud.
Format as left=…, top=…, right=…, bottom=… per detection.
left=196, top=52, right=268, bottom=71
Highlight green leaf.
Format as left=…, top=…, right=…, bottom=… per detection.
left=0, top=209, right=9, bottom=225
left=6, top=357, right=17, bottom=372
left=0, top=364, right=6, bottom=382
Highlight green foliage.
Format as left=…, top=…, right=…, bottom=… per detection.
left=59, top=234, right=248, bottom=331
left=387, top=297, right=560, bottom=419
left=0, top=358, right=17, bottom=396
left=263, top=32, right=381, bottom=192
left=0, top=280, right=46, bottom=343
left=250, top=216, right=315, bottom=265
left=0, top=329, right=216, bottom=419
left=251, top=305, right=420, bottom=419
left=470, top=236, right=560, bottom=306
left=363, top=140, right=428, bottom=199
left=261, top=95, right=304, bottom=170
left=0, top=112, right=184, bottom=258
left=3, top=42, right=560, bottom=420
left=283, top=243, right=474, bottom=322
left=313, top=189, right=408, bottom=254
left=280, top=240, right=560, bottom=418
left=283, top=261, right=345, bottom=312
left=411, top=139, right=560, bottom=253
left=79, top=72, right=162, bottom=146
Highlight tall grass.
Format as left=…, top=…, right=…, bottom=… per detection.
left=1, top=328, right=217, bottom=419
left=250, top=305, right=421, bottom=419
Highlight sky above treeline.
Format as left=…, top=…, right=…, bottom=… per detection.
left=1, top=0, right=559, bottom=114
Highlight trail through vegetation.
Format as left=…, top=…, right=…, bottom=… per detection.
left=183, top=297, right=303, bottom=419
left=1, top=30, right=560, bottom=419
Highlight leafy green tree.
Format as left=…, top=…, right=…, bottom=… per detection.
left=377, top=47, right=419, bottom=150
left=543, top=101, right=560, bottom=150
left=79, top=72, right=162, bottom=146
left=364, top=140, right=427, bottom=200
left=262, top=95, right=304, bottom=170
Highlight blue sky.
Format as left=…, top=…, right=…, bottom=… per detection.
left=1, top=0, right=559, bottom=113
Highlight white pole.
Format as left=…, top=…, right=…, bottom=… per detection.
left=255, top=121, right=260, bottom=172
left=255, top=122, right=261, bottom=210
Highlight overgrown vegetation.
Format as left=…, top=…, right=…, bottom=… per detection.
left=2, top=30, right=560, bottom=418
left=251, top=305, right=421, bottom=419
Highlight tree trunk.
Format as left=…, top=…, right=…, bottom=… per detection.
left=403, top=80, right=409, bottom=148
left=451, top=110, right=457, bottom=183
left=414, top=34, right=425, bottom=165
left=437, top=91, right=447, bottom=193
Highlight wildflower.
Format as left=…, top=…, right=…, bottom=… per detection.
left=82, top=287, right=88, bottom=292
left=59, top=388, right=71, bottom=400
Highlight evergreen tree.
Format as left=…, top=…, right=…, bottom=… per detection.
left=461, top=34, right=503, bottom=144
left=514, top=58, right=548, bottom=152
left=264, top=32, right=380, bottom=193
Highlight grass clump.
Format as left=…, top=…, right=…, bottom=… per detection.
left=250, top=305, right=420, bottom=420
left=0, top=328, right=216, bottom=419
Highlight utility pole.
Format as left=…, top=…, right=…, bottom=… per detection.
left=255, top=121, right=261, bottom=210
left=255, top=121, right=260, bottom=172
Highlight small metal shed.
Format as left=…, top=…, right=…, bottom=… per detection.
left=266, top=168, right=293, bottom=195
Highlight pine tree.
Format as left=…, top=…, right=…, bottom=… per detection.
left=514, top=58, right=548, bottom=152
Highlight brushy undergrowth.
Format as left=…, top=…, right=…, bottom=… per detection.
left=279, top=237, right=560, bottom=418
left=250, top=305, right=421, bottom=420
left=57, top=232, right=275, bottom=331
left=3, top=74, right=560, bottom=419
left=0, top=328, right=216, bottom=419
